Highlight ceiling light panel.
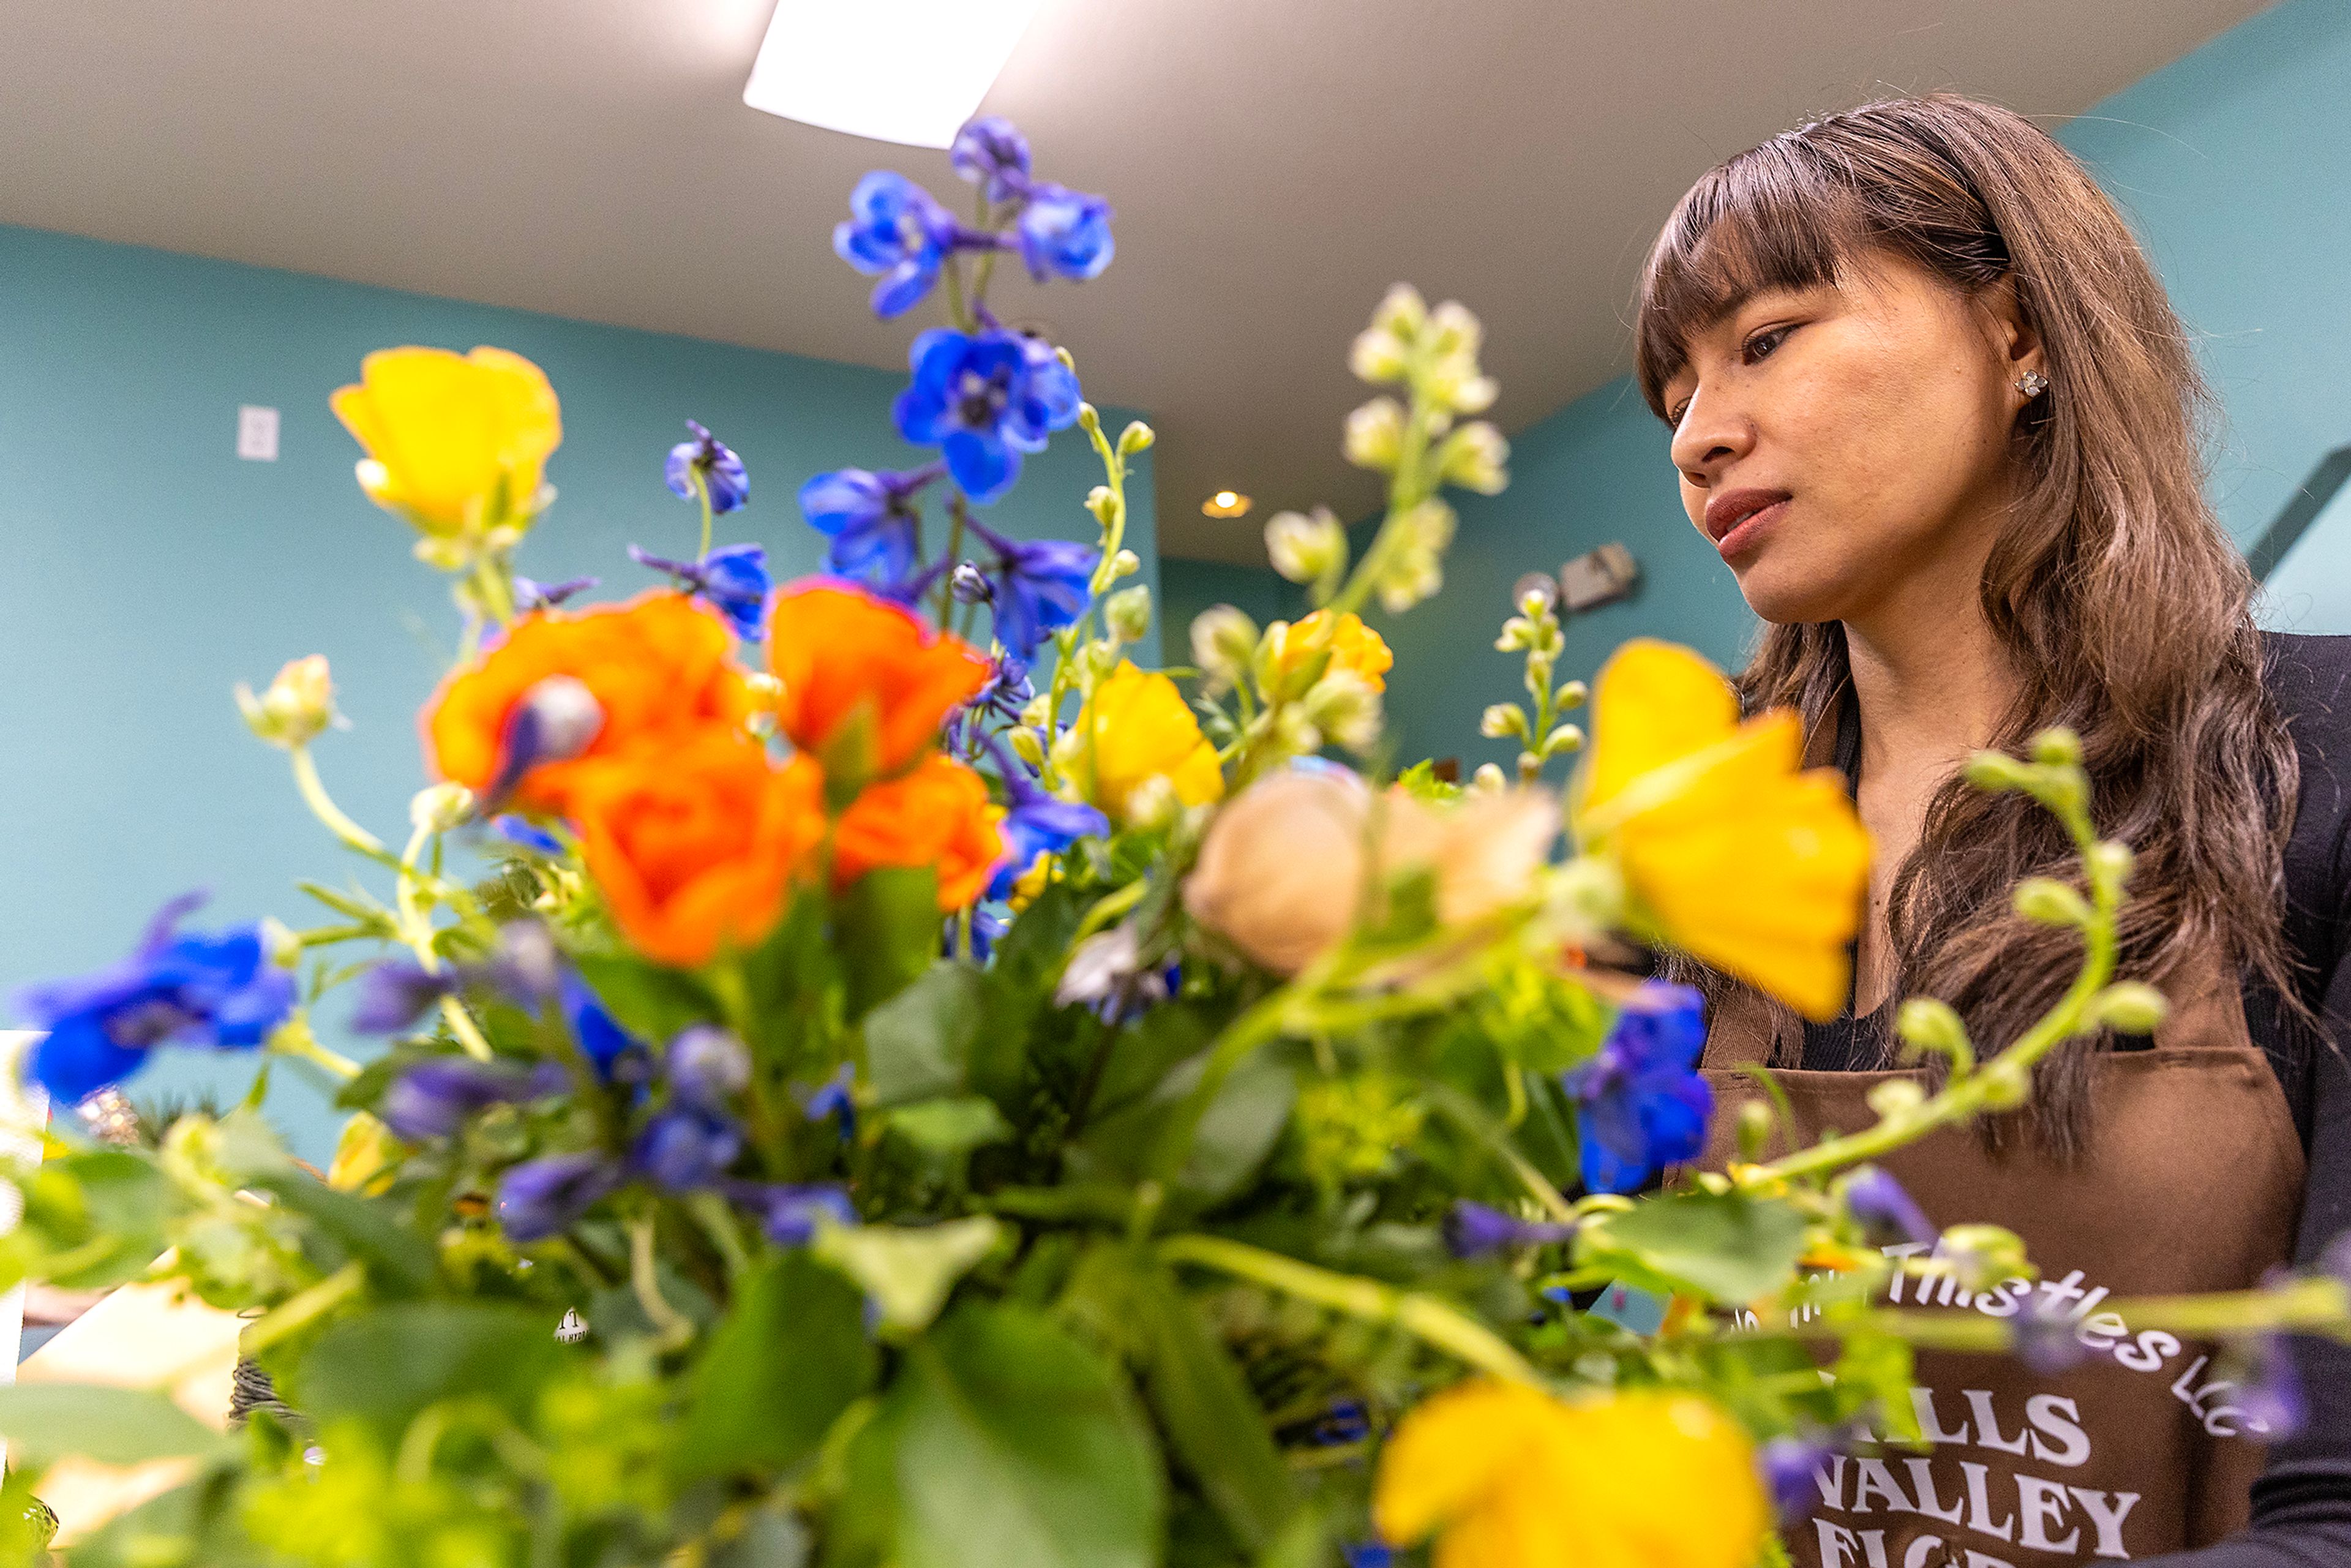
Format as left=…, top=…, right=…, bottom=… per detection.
left=743, top=0, right=1044, bottom=149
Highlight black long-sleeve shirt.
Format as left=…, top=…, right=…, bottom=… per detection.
left=1801, top=632, right=2351, bottom=1564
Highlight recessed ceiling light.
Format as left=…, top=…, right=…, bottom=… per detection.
left=743, top=0, right=1045, bottom=149
left=1202, top=491, right=1253, bottom=519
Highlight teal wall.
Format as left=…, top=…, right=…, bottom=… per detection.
left=1157, top=556, right=1307, bottom=662
left=0, top=223, right=1155, bottom=1164
left=1356, top=0, right=2351, bottom=768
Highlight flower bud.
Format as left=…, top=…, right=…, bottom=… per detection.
left=1118, top=421, right=1156, bottom=455
left=1344, top=397, right=1407, bottom=472
left=1020, top=693, right=1054, bottom=730
left=1962, top=751, right=2033, bottom=792
left=1111, top=548, right=1142, bottom=580
left=1554, top=679, right=1588, bottom=711
left=2012, top=877, right=2091, bottom=928
left=1349, top=329, right=1409, bottom=385
left=2087, top=839, right=2135, bottom=888
left=1895, top=997, right=1971, bottom=1063
left=1541, top=724, right=1584, bottom=757
left=1371, top=282, right=1429, bottom=342
left=666, top=1026, right=752, bottom=1108
left=1438, top=421, right=1510, bottom=493
left=1304, top=671, right=1383, bottom=755
left=1087, top=485, right=1119, bottom=525
left=1125, top=774, right=1182, bottom=829
left=1427, top=300, right=1483, bottom=361
left=2091, top=981, right=2169, bottom=1035
left=1375, top=501, right=1454, bottom=614
left=1265, top=506, right=1348, bottom=585
left=1077, top=402, right=1102, bottom=435
left=951, top=561, right=994, bottom=604
left=410, top=782, right=476, bottom=834
left=1941, top=1223, right=2030, bottom=1292
left=1471, top=762, right=1507, bottom=793
left=260, top=917, right=302, bottom=970
left=1865, top=1078, right=1927, bottom=1119
left=1735, top=1100, right=1775, bottom=1162
left=1008, top=726, right=1046, bottom=770
left=1271, top=705, right=1324, bottom=758
left=1105, top=585, right=1152, bottom=644
left=2029, top=727, right=2083, bottom=767
left=1481, top=703, right=1528, bottom=740
left=235, top=655, right=341, bottom=750
left=1190, top=605, right=1261, bottom=692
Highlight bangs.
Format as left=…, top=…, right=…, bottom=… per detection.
left=1633, top=138, right=1870, bottom=417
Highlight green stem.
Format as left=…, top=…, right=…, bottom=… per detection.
left=938, top=496, right=970, bottom=629
left=271, top=1024, right=361, bottom=1081
left=629, top=1211, right=695, bottom=1352
left=241, top=1260, right=366, bottom=1356
left=1161, top=1232, right=1539, bottom=1384
left=289, top=746, right=395, bottom=866
left=694, top=468, right=714, bottom=560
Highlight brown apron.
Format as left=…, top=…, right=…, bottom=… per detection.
left=1703, top=962, right=2303, bottom=1567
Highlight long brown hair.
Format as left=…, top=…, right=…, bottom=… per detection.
left=1632, top=94, right=2300, bottom=1153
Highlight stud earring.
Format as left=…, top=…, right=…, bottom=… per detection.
left=2016, top=369, right=2050, bottom=399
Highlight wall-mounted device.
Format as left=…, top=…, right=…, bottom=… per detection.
left=1558, top=541, right=1639, bottom=612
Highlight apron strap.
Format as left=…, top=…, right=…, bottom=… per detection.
left=1703, top=986, right=1802, bottom=1070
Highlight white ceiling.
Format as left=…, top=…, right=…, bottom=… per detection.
left=0, top=0, right=2271, bottom=561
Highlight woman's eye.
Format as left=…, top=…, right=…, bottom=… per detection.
left=1742, top=325, right=1793, bottom=364
left=1667, top=400, right=1690, bottom=428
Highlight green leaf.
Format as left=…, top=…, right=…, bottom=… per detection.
left=287, top=1301, right=561, bottom=1438
left=0, top=1385, right=232, bottom=1466
left=249, top=1172, right=437, bottom=1297
left=1079, top=1038, right=1294, bottom=1204
left=887, top=1305, right=1163, bottom=1568
left=863, top=962, right=983, bottom=1106
left=814, top=1217, right=1002, bottom=1335
left=838, top=868, right=943, bottom=1018
left=1577, top=1190, right=1809, bottom=1304
left=571, top=953, right=713, bottom=1045
left=710, top=1506, right=812, bottom=1568
left=883, top=1097, right=1013, bottom=1158
left=675, top=1252, right=876, bottom=1480
left=0, top=1151, right=170, bottom=1292
left=1133, top=1268, right=1294, bottom=1551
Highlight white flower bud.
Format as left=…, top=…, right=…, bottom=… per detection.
left=1374, top=501, right=1455, bottom=614
left=1118, top=421, right=1156, bottom=455
left=235, top=654, right=341, bottom=750
left=1439, top=422, right=1510, bottom=494
left=1372, top=283, right=1430, bottom=341
left=1020, top=693, right=1054, bottom=730
left=1480, top=704, right=1527, bottom=740
left=1125, top=774, right=1182, bottom=830
left=1190, top=605, right=1261, bottom=692
left=1111, top=548, right=1142, bottom=580
left=1866, top=1079, right=1927, bottom=1119
left=1554, top=680, right=1588, bottom=711
left=1105, top=585, right=1152, bottom=644
left=1896, top=997, right=1970, bottom=1059
left=2030, top=727, right=2083, bottom=767
left=2012, top=877, right=2091, bottom=928
left=2091, top=981, right=2169, bottom=1035
left=2087, top=840, right=2135, bottom=888
left=1427, top=299, right=1483, bottom=360
left=1265, top=507, right=1348, bottom=585
left=1304, top=672, right=1382, bottom=755
left=1344, top=397, right=1407, bottom=472
left=1470, top=762, right=1507, bottom=794
left=1087, top=486, right=1119, bottom=525
left=410, top=782, right=476, bottom=834
left=1540, top=723, right=1584, bottom=757
left=1008, top=727, right=1046, bottom=770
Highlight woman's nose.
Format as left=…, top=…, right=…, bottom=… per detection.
left=1668, top=385, right=1753, bottom=483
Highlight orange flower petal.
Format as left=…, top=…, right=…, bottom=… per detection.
left=833, top=755, right=1006, bottom=910
left=767, top=582, right=989, bottom=778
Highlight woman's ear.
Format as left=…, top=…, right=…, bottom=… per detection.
left=1984, top=276, right=2047, bottom=388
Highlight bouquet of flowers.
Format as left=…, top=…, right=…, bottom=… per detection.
left=2, top=116, right=2344, bottom=1568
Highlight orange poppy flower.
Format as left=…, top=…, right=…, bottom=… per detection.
left=422, top=591, right=756, bottom=816
left=568, top=734, right=825, bottom=968
left=767, top=581, right=989, bottom=781
left=833, top=754, right=1006, bottom=910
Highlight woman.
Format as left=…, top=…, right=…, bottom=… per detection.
left=1635, top=96, right=2351, bottom=1566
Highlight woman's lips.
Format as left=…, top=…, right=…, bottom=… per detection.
left=1703, top=488, right=1791, bottom=561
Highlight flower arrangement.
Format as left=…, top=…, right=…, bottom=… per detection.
left=3, top=113, right=2347, bottom=1568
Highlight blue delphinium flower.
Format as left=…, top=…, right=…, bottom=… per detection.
left=488, top=675, right=604, bottom=808
left=563, top=970, right=647, bottom=1083
left=1561, top=980, right=1711, bottom=1195
left=381, top=1057, right=567, bottom=1142
left=513, top=575, right=599, bottom=612
left=1441, top=1199, right=1577, bottom=1259
left=629, top=542, right=771, bottom=640
left=665, top=420, right=749, bottom=514
left=956, top=906, right=1010, bottom=962
left=962, top=514, right=1098, bottom=658
left=2240, top=1333, right=2308, bottom=1438
left=733, top=1181, right=858, bottom=1245
left=1342, top=1545, right=1393, bottom=1568
left=1757, top=1435, right=1835, bottom=1518
left=798, top=463, right=942, bottom=585
left=1306, top=1400, right=1371, bottom=1446
left=804, top=1063, right=857, bottom=1142
left=491, top=815, right=566, bottom=856
left=14, top=893, right=297, bottom=1105
left=1840, top=1165, right=1937, bottom=1249
left=633, top=1106, right=743, bottom=1191
left=497, top=1152, right=624, bottom=1242
left=1016, top=183, right=1115, bottom=282
left=892, top=328, right=1082, bottom=505
left=349, top=958, right=459, bottom=1035
left=834, top=172, right=959, bottom=319
left=984, top=750, right=1108, bottom=901
left=665, top=1026, right=750, bottom=1110
left=950, top=116, right=1032, bottom=204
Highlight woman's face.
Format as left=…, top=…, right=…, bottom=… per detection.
left=1657, top=251, right=2041, bottom=628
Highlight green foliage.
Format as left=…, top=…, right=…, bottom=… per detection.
left=1578, top=1190, right=1810, bottom=1305
left=677, top=1253, right=876, bottom=1480
left=0, top=1385, right=233, bottom=1467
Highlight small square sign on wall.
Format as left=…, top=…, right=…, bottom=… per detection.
left=237, top=405, right=280, bottom=462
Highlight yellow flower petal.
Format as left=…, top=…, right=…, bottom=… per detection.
left=1579, top=637, right=1741, bottom=817
left=332, top=345, right=561, bottom=535
left=1073, top=662, right=1226, bottom=821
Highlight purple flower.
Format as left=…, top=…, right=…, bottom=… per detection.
left=488, top=675, right=603, bottom=809
left=664, top=1026, right=750, bottom=1110
left=804, top=1063, right=857, bottom=1142
left=1054, top=926, right=1178, bottom=1024
left=797, top=464, right=942, bottom=587
left=1758, top=1435, right=1834, bottom=1517
left=664, top=420, right=749, bottom=514
left=834, top=171, right=959, bottom=319
left=2012, top=1301, right=2088, bottom=1375
left=563, top=970, right=647, bottom=1083
left=733, top=1181, right=857, bottom=1245
left=971, top=656, right=1035, bottom=723
left=950, top=561, right=993, bottom=605
left=514, top=576, right=598, bottom=612
left=1562, top=982, right=1711, bottom=1195
left=1343, top=1546, right=1393, bottom=1568
left=1840, top=1166, right=1936, bottom=1250
left=1442, top=1199, right=1577, bottom=1258
left=892, top=328, right=1082, bottom=505
left=955, top=906, right=1010, bottom=962
left=629, top=542, right=771, bottom=640
left=381, top=1057, right=566, bottom=1141
left=497, top=1152, right=624, bottom=1242
left=1306, top=1400, right=1371, bottom=1446
left=950, top=116, right=1032, bottom=204
left=984, top=738, right=1108, bottom=900
left=2239, top=1334, right=2308, bottom=1438
left=962, top=514, right=1098, bottom=658
left=348, top=958, right=459, bottom=1035
left=1016, top=184, right=1115, bottom=282
left=14, top=894, right=296, bottom=1105
left=632, top=1105, right=743, bottom=1191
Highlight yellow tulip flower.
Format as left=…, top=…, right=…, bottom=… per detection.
left=1267, top=610, right=1396, bottom=694
left=1574, top=638, right=1869, bottom=1021
left=332, top=345, right=563, bottom=536
left=1374, top=1381, right=1768, bottom=1568
left=1070, top=661, right=1224, bottom=822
